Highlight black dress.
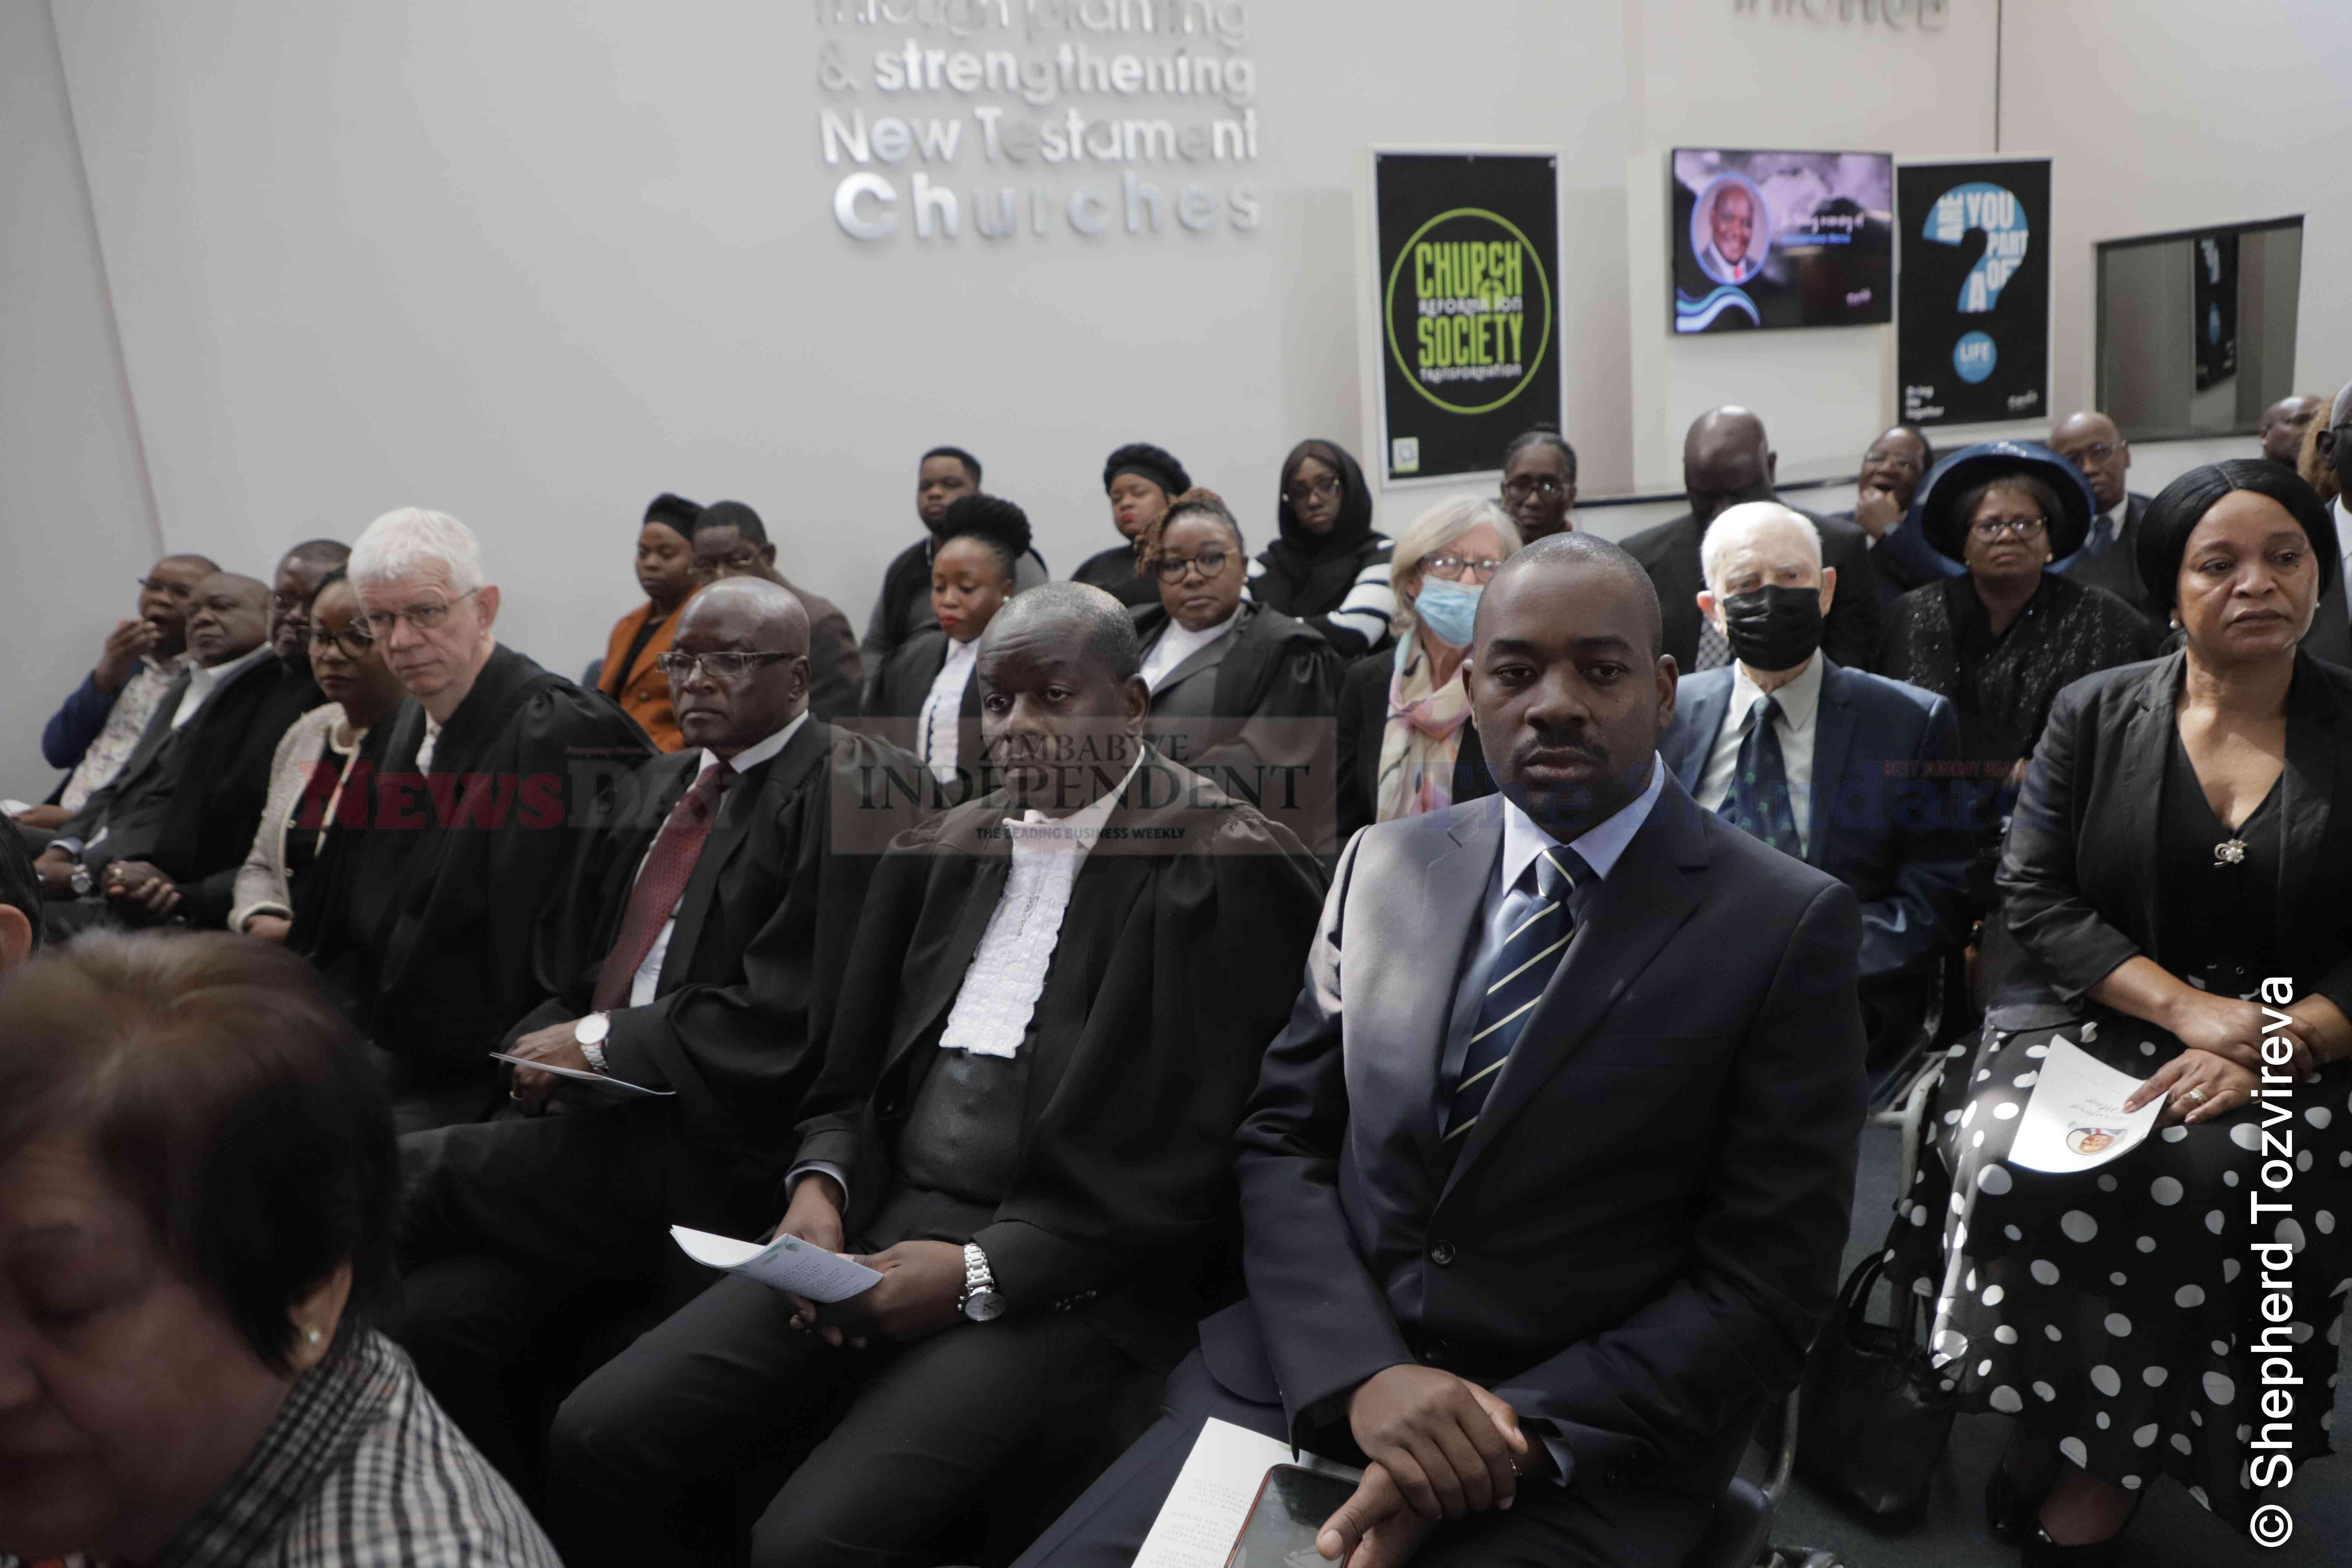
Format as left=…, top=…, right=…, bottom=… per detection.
left=1891, top=727, right=2349, bottom=1528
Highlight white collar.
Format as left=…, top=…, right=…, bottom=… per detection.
left=2332, top=496, right=2352, bottom=560
left=700, top=709, right=809, bottom=778
left=940, top=634, right=981, bottom=670
left=1498, top=752, right=1666, bottom=891
left=1159, top=606, right=1240, bottom=649
left=1729, top=653, right=1824, bottom=734
left=1004, top=752, right=1147, bottom=854
left=187, top=643, right=271, bottom=689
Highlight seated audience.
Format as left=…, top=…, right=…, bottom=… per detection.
left=1661, top=502, right=1968, bottom=1060
left=298, top=507, right=650, bottom=1132
left=21, top=552, right=217, bottom=828
left=599, top=492, right=705, bottom=749
left=1836, top=423, right=1949, bottom=612
left=1335, top=497, right=1522, bottom=843
left=0, top=932, right=556, bottom=1567
left=1623, top=406, right=1884, bottom=672
left=1879, top=443, right=2160, bottom=778
left=861, top=446, right=1050, bottom=674
left=0, top=819, right=39, bottom=968
left=2302, top=379, right=2352, bottom=666
left=229, top=570, right=407, bottom=942
left=2257, top=390, right=2326, bottom=468
left=1498, top=426, right=1577, bottom=541
left=1132, top=488, right=1344, bottom=845
left=2048, top=409, right=2156, bottom=622
left=544, top=585, right=1327, bottom=1568
left=1248, top=439, right=1396, bottom=658
left=265, top=537, right=352, bottom=667
left=1890, top=459, right=2351, bottom=1560
left=1018, top=535, right=1864, bottom=1567
left=392, top=576, right=896, bottom=1488
left=1073, top=442, right=1192, bottom=607
left=35, top=573, right=300, bottom=931
left=866, top=494, right=1033, bottom=790
left=691, top=500, right=862, bottom=722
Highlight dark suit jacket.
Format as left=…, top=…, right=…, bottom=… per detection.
left=1660, top=660, right=1969, bottom=981
left=865, top=628, right=984, bottom=777
left=2055, top=493, right=2156, bottom=624
left=790, top=751, right=1328, bottom=1364
left=1990, top=650, right=2352, bottom=1028
left=1335, top=656, right=1391, bottom=845
left=1620, top=507, right=1885, bottom=674
left=1227, top=774, right=1865, bottom=1499
left=2302, top=553, right=2351, bottom=670
left=63, top=651, right=312, bottom=928
left=1831, top=510, right=1951, bottom=617
left=504, top=718, right=896, bottom=1172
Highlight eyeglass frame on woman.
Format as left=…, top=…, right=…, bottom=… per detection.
left=1968, top=514, right=2049, bottom=542
left=1282, top=473, right=1342, bottom=507
left=654, top=650, right=799, bottom=682
left=1422, top=552, right=1507, bottom=582
left=306, top=621, right=377, bottom=659
left=361, top=586, right=481, bottom=637
left=1501, top=475, right=1566, bottom=501
left=1154, top=547, right=1233, bottom=583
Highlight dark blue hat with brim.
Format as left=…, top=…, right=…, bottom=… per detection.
left=1910, top=441, right=2097, bottom=564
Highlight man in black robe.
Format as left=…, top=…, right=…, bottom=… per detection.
left=543, top=584, right=1328, bottom=1568
left=302, top=507, right=651, bottom=1131
left=390, top=577, right=903, bottom=1490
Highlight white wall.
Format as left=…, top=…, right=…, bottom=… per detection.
left=0, top=2, right=161, bottom=804
left=10, top=0, right=2350, bottom=779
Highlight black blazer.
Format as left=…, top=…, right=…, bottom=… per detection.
left=505, top=719, right=897, bottom=1170
left=1620, top=507, right=1885, bottom=673
left=1660, top=660, right=1970, bottom=981
left=1334, top=656, right=1390, bottom=844
left=1991, top=650, right=2352, bottom=1027
left=1227, top=773, right=1865, bottom=1498
left=2056, top=493, right=2156, bottom=625
left=2301, top=558, right=2352, bottom=670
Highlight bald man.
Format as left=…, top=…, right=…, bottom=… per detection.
left=392, top=576, right=908, bottom=1488
left=545, top=583, right=1329, bottom=1568
left=34, top=572, right=297, bottom=929
left=2259, top=392, right=2326, bottom=469
left=2047, top=410, right=2157, bottom=621
left=1620, top=407, right=1886, bottom=674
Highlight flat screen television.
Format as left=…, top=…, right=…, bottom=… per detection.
left=1671, top=148, right=1894, bottom=334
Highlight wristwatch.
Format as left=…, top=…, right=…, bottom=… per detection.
left=960, top=1242, right=1006, bottom=1322
left=574, top=1012, right=611, bottom=1074
left=69, top=864, right=94, bottom=899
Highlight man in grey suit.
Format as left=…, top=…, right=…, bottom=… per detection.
left=1017, top=533, right=1867, bottom=1566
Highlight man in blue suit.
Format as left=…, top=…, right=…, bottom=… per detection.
left=1017, top=533, right=1867, bottom=1567
left=1663, top=502, right=1969, bottom=1063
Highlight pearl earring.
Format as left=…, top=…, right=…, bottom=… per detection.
left=305, top=1327, right=322, bottom=1346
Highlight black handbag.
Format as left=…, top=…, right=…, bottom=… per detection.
left=1796, top=1249, right=1955, bottom=1519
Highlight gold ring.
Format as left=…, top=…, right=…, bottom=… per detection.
left=2187, top=1086, right=2208, bottom=1103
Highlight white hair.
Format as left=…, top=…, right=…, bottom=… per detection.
left=1392, top=496, right=1523, bottom=632
left=348, top=507, right=487, bottom=596
left=1700, top=502, right=1820, bottom=595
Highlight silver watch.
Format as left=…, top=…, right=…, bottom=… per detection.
left=960, top=1242, right=1006, bottom=1322
left=574, top=1012, right=611, bottom=1073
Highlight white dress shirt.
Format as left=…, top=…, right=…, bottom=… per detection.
left=170, top=643, right=272, bottom=729
left=416, top=715, right=444, bottom=774
left=1137, top=608, right=1239, bottom=693
left=919, top=636, right=981, bottom=784
left=1692, top=654, right=1823, bottom=858
left=624, top=713, right=807, bottom=1008
left=2333, top=497, right=2352, bottom=603
left=936, top=755, right=1142, bottom=1059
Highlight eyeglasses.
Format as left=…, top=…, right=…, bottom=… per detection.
left=1282, top=474, right=1341, bottom=507
left=363, top=587, right=479, bottom=636
left=1424, top=553, right=1507, bottom=582
left=1969, top=515, right=2049, bottom=541
left=136, top=576, right=196, bottom=601
left=308, top=622, right=376, bottom=659
left=1155, top=548, right=1232, bottom=583
left=1501, top=475, right=1567, bottom=501
left=655, top=650, right=799, bottom=682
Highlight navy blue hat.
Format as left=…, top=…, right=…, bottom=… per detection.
left=1911, top=441, right=2096, bottom=563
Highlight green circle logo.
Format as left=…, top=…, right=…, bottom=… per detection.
left=1384, top=207, right=1554, bottom=416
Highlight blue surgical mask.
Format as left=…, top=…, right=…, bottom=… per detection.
left=1413, top=578, right=1482, bottom=649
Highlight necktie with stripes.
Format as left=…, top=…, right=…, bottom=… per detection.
left=1444, top=843, right=1590, bottom=1151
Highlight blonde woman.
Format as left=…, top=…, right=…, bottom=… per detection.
left=1334, top=497, right=1521, bottom=841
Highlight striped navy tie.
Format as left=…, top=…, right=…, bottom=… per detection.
left=1444, top=843, right=1591, bottom=1150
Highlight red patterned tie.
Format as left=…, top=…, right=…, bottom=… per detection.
left=591, top=760, right=735, bottom=1010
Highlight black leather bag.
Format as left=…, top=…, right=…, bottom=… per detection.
left=1796, top=1250, right=1955, bottom=1518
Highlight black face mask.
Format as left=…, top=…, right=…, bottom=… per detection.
left=1721, top=583, right=1823, bottom=671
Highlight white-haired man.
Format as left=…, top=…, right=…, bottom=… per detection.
left=312, top=507, right=650, bottom=1131
left=1661, top=501, right=1969, bottom=1063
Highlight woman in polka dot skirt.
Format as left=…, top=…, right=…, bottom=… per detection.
left=1887, top=462, right=2352, bottom=1565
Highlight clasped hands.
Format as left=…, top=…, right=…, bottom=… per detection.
left=767, top=1175, right=965, bottom=1349
left=1313, top=1364, right=1540, bottom=1566
left=2124, top=990, right=2350, bottom=1127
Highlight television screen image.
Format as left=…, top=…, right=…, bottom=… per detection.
left=1671, top=149, right=1894, bottom=334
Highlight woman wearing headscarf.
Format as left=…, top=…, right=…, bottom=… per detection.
left=599, top=493, right=704, bottom=750
left=1247, top=439, right=1396, bottom=659
left=1072, top=443, right=1191, bottom=608
left=1334, top=496, right=1521, bottom=843
left=866, top=495, right=1033, bottom=795
left=1886, top=461, right=2352, bottom=1563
